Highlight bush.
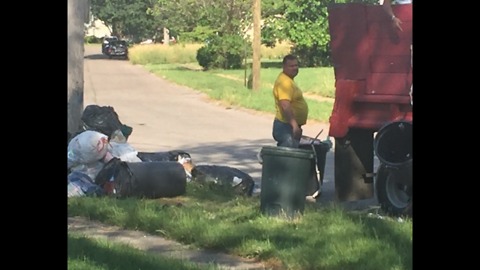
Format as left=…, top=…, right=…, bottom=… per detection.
left=84, top=35, right=101, bottom=44
left=196, top=35, right=250, bottom=70
left=196, top=46, right=214, bottom=70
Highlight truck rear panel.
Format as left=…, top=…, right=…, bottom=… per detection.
left=328, top=3, right=412, bottom=137
left=326, top=3, right=412, bottom=202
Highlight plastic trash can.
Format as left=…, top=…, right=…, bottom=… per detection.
left=260, top=146, right=316, bottom=218
left=299, top=142, right=330, bottom=196
left=95, top=159, right=187, bottom=198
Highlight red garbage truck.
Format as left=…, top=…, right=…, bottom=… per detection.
left=327, top=2, right=412, bottom=216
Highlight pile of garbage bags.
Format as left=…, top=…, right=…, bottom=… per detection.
left=67, top=105, right=255, bottom=199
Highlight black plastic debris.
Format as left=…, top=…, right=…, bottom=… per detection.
left=137, top=150, right=191, bottom=162
left=81, top=104, right=132, bottom=139
left=192, top=165, right=255, bottom=196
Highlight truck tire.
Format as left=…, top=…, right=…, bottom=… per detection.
left=375, top=163, right=412, bottom=217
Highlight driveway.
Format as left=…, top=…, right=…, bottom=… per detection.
left=83, top=44, right=377, bottom=208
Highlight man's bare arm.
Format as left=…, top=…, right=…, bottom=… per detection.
left=382, top=0, right=404, bottom=31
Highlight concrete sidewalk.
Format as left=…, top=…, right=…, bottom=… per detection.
left=68, top=216, right=267, bottom=270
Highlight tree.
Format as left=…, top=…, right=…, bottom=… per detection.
left=261, top=0, right=379, bottom=67
left=90, top=0, right=256, bottom=44
left=148, top=0, right=251, bottom=43
left=90, top=0, right=156, bottom=41
left=260, top=0, right=331, bottom=66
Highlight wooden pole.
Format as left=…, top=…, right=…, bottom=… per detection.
left=163, top=27, right=170, bottom=45
left=252, top=0, right=261, bottom=92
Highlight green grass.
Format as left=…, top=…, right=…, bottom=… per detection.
left=142, top=63, right=335, bottom=123
left=68, top=183, right=412, bottom=270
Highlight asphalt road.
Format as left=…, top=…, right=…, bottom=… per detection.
left=83, top=44, right=378, bottom=209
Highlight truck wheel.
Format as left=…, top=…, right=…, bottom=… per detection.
left=375, top=164, right=412, bottom=217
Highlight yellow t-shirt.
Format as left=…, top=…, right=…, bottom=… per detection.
left=273, top=72, right=308, bottom=125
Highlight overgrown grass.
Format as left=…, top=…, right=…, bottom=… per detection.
left=124, top=43, right=335, bottom=123
left=129, top=43, right=204, bottom=65
left=128, top=42, right=293, bottom=65
left=69, top=183, right=412, bottom=270
left=68, top=233, right=220, bottom=270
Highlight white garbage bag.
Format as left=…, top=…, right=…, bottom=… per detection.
left=67, top=130, right=109, bottom=168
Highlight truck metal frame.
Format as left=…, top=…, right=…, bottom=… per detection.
left=327, top=3, right=412, bottom=216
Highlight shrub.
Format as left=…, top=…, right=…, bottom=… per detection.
left=196, top=35, right=250, bottom=70
left=84, top=35, right=101, bottom=44
left=196, top=46, right=214, bottom=70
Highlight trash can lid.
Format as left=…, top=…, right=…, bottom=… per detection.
left=260, top=146, right=315, bottom=159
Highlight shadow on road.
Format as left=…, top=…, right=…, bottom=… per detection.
left=84, top=53, right=128, bottom=60
left=84, top=53, right=109, bottom=60
left=135, top=138, right=273, bottom=173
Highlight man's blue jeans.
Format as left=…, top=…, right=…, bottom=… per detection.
left=272, top=118, right=302, bottom=148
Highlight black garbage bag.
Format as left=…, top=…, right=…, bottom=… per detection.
left=191, top=165, right=255, bottom=196
left=81, top=105, right=132, bottom=139
left=95, top=158, right=186, bottom=199
left=137, top=150, right=191, bottom=162
left=95, top=157, right=122, bottom=187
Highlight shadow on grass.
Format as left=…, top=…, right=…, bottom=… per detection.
left=259, top=61, right=282, bottom=69
left=69, top=196, right=411, bottom=270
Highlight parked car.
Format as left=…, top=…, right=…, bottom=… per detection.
left=104, top=40, right=129, bottom=60
left=101, top=36, right=118, bottom=54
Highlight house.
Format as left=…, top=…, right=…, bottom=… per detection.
left=84, top=18, right=111, bottom=38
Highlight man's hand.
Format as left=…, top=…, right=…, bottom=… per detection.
left=392, top=16, right=404, bottom=32
left=292, top=123, right=302, bottom=140
left=279, top=99, right=303, bottom=139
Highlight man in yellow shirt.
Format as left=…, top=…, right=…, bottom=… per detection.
left=272, top=54, right=308, bottom=148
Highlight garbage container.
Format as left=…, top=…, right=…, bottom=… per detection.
left=299, top=141, right=330, bottom=195
left=260, top=146, right=316, bottom=218
left=95, top=159, right=187, bottom=199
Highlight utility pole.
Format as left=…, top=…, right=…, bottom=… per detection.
left=163, top=27, right=170, bottom=45
left=252, top=0, right=261, bottom=92
left=68, top=0, right=89, bottom=134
